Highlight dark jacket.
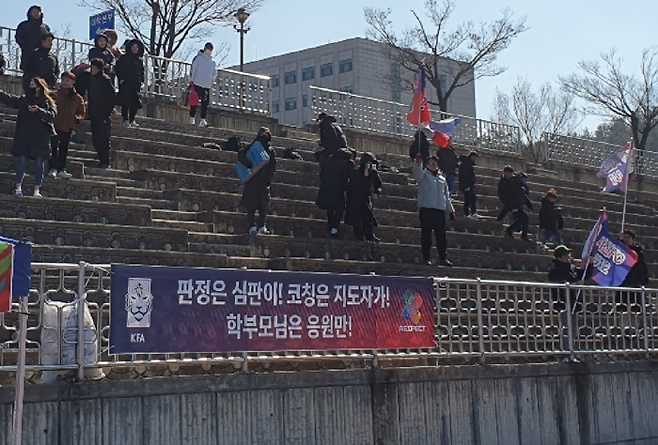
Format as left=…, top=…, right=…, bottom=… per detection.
left=345, top=154, right=382, bottom=226
left=238, top=137, right=277, bottom=210
left=538, top=197, right=564, bottom=231
left=116, top=40, right=144, bottom=108
left=548, top=259, right=590, bottom=310
left=52, top=87, right=85, bottom=132
left=621, top=245, right=649, bottom=288
left=24, top=46, right=59, bottom=88
left=497, top=174, right=530, bottom=209
left=88, top=71, right=116, bottom=120
left=16, top=7, right=52, bottom=70
left=458, top=154, right=476, bottom=191
left=0, top=89, right=55, bottom=159
left=318, top=116, right=347, bottom=155
left=88, top=34, right=115, bottom=67
left=409, top=131, right=430, bottom=162
left=437, top=147, right=458, bottom=175
left=316, top=148, right=354, bottom=211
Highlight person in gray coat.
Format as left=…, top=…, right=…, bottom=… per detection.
left=413, top=154, right=455, bottom=266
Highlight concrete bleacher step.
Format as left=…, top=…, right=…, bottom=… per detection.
left=116, top=186, right=164, bottom=200
left=151, top=219, right=210, bottom=232
left=117, top=196, right=179, bottom=210
left=151, top=209, right=199, bottom=221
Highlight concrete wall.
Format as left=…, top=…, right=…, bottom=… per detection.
left=1, top=362, right=657, bottom=445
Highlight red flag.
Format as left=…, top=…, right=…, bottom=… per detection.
left=406, top=67, right=431, bottom=126
left=0, top=243, right=13, bottom=313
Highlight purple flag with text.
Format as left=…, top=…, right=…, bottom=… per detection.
left=597, top=142, right=634, bottom=193
left=581, top=210, right=608, bottom=265
left=590, top=232, right=638, bottom=287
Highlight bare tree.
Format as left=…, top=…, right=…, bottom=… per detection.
left=79, top=0, right=263, bottom=59
left=364, top=0, right=527, bottom=112
left=493, top=78, right=582, bottom=162
left=561, top=48, right=658, bottom=151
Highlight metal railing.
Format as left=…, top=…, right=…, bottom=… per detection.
left=2, top=263, right=657, bottom=380
left=544, top=132, right=658, bottom=179
left=310, top=85, right=522, bottom=155
left=0, top=25, right=270, bottom=115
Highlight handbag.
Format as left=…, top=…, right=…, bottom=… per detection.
left=188, top=86, right=199, bottom=107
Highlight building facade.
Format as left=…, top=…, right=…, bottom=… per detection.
left=237, top=38, right=476, bottom=127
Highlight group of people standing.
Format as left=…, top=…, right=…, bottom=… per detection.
left=314, top=113, right=383, bottom=242
left=1, top=5, right=147, bottom=197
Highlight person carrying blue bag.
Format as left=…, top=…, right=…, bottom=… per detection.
left=238, top=127, right=277, bottom=234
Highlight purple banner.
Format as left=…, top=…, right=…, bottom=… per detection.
left=591, top=232, right=638, bottom=286
left=110, top=265, right=436, bottom=354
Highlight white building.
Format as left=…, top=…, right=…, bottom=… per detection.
left=237, top=37, right=476, bottom=128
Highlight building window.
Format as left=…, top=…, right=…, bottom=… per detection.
left=303, top=94, right=308, bottom=108
left=339, top=59, right=353, bottom=73
left=320, top=63, right=333, bottom=77
left=285, top=97, right=297, bottom=111
left=284, top=71, right=297, bottom=85
left=272, top=101, right=280, bottom=113
left=271, top=74, right=279, bottom=88
left=302, top=67, right=315, bottom=81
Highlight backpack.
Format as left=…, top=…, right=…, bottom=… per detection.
left=225, top=136, right=243, bottom=152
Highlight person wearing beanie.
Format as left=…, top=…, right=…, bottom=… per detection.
left=189, top=42, right=216, bottom=127
left=16, top=5, right=52, bottom=91
left=315, top=146, right=355, bottom=237
left=88, top=32, right=116, bottom=72
left=238, top=127, right=277, bottom=234
left=413, top=153, right=455, bottom=267
left=23, top=32, right=59, bottom=89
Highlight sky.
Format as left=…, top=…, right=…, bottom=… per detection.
left=5, top=0, right=658, bottom=131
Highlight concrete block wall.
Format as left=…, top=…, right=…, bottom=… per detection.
left=1, top=363, right=657, bottom=445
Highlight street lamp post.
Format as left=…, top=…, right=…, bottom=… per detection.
left=234, top=8, right=250, bottom=72
left=233, top=8, right=250, bottom=109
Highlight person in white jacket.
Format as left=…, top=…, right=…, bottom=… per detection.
left=189, top=42, right=216, bottom=127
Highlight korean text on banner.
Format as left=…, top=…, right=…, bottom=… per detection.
left=110, top=265, right=436, bottom=354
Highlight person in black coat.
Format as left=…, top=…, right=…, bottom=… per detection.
left=24, top=32, right=59, bottom=89
left=88, top=33, right=115, bottom=76
left=458, top=151, right=480, bottom=218
left=0, top=77, right=56, bottom=197
left=314, top=113, right=348, bottom=172
left=116, top=39, right=144, bottom=127
left=345, top=152, right=383, bottom=241
left=437, top=144, right=458, bottom=194
left=619, top=230, right=649, bottom=288
left=409, top=130, right=430, bottom=166
left=88, top=58, right=116, bottom=169
left=16, top=6, right=52, bottom=89
left=497, top=166, right=533, bottom=241
left=316, top=147, right=355, bottom=236
left=238, top=127, right=277, bottom=234
left=538, top=188, right=564, bottom=248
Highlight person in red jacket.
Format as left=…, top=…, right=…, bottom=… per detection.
left=49, top=71, right=85, bottom=179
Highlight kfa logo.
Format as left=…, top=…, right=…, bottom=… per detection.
left=125, top=278, right=154, bottom=328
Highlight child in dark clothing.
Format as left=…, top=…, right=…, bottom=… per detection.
left=539, top=188, right=564, bottom=249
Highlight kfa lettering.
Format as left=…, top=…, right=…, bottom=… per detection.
left=131, top=333, right=145, bottom=343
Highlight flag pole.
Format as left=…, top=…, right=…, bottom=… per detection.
left=11, top=296, right=28, bottom=445
left=620, top=142, right=633, bottom=232
left=572, top=206, right=606, bottom=314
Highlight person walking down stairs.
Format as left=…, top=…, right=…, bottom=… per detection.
left=189, top=42, right=216, bottom=128
left=116, top=39, right=145, bottom=128
left=88, top=58, right=117, bottom=169
left=0, top=77, right=56, bottom=197
left=238, top=127, right=277, bottom=235
left=49, top=71, right=85, bottom=179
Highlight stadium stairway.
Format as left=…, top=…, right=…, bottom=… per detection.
left=0, top=104, right=656, bottom=284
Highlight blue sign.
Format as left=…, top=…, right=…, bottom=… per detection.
left=89, top=9, right=115, bottom=40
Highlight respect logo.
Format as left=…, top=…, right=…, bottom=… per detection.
left=400, top=291, right=426, bottom=332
